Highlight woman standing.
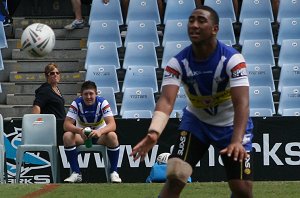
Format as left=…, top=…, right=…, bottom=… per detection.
left=32, top=63, right=66, bottom=119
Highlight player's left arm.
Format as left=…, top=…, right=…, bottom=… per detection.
left=220, top=86, right=249, bottom=162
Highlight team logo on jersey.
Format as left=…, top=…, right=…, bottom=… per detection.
left=164, top=66, right=180, bottom=79
left=103, top=104, right=111, bottom=114
left=231, top=62, right=247, bottom=78
left=68, top=105, right=78, bottom=114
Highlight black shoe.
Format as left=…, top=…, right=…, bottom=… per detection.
left=3, top=17, right=13, bottom=27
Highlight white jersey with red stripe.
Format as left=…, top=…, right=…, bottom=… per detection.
left=66, top=96, right=113, bottom=129
left=162, top=40, right=249, bottom=126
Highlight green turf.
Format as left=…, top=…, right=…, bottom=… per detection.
left=0, top=182, right=299, bottom=198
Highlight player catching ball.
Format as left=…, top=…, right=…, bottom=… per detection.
left=130, top=5, right=254, bottom=198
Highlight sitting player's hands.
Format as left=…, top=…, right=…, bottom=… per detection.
left=130, top=132, right=159, bottom=162
left=220, top=142, right=248, bottom=162
left=89, top=130, right=102, bottom=138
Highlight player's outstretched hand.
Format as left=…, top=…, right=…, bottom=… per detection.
left=220, top=142, right=248, bottom=162
left=130, top=132, right=159, bottom=162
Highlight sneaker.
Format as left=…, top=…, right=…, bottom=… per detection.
left=64, top=172, right=82, bottom=183
left=64, top=19, right=84, bottom=30
left=3, top=17, right=13, bottom=27
left=110, top=171, right=122, bottom=183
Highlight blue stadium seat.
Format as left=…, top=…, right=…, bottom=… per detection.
left=89, top=0, right=123, bottom=25
left=217, top=18, right=236, bottom=45
left=247, top=64, right=275, bottom=92
left=281, top=109, right=300, bottom=116
left=162, top=19, right=189, bottom=47
left=125, top=20, right=159, bottom=47
left=239, top=18, right=274, bottom=46
left=278, top=86, right=300, bottom=116
left=97, top=87, right=118, bottom=115
left=278, top=39, right=300, bottom=67
left=85, top=42, right=120, bottom=69
left=277, top=18, right=300, bottom=46
left=277, top=0, right=300, bottom=23
left=87, top=20, right=122, bottom=48
left=122, top=110, right=153, bottom=119
left=242, top=40, right=275, bottom=66
left=85, top=65, right=120, bottom=93
left=204, top=0, right=236, bottom=23
left=120, top=87, right=155, bottom=116
left=122, top=66, right=158, bottom=93
left=170, top=87, right=187, bottom=119
left=164, top=0, right=195, bottom=24
left=249, top=86, right=275, bottom=117
left=0, top=22, right=7, bottom=48
left=122, top=42, right=158, bottom=69
left=278, top=64, right=300, bottom=92
left=161, top=41, right=191, bottom=68
left=0, top=51, right=4, bottom=70
left=239, top=0, right=274, bottom=23
left=126, top=0, right=161, bottom=25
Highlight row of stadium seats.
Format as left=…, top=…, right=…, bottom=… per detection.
left=89, top=0, right=300, bottom=25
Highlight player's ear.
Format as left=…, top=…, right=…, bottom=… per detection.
left=212, top=24, right=219, bottom=35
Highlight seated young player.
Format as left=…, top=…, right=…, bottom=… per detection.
left=63, top=80, right=121, bottom=183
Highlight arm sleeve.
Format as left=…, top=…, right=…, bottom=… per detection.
left=101, top=100, right=114, bottom=118
left=66, top=101, right=78, bottom=120
left=226, top=53, right=250, bottom=88
left=33, top=88, right=48, bottom=108
left=161, top=57, right=182, bottom=87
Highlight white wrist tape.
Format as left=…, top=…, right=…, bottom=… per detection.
left=148, top=111, right=169, bottom=135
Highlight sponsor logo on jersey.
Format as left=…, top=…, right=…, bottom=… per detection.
left=68, top=105, right=78, bottom=114
left=164, top=66, right=180, bottom=79
left=231, top=62, right=247, bottom=78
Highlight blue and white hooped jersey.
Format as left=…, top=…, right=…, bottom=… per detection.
left=66, top=96, right=113, bottom=129
left=162, top=40, right=250, bottom=126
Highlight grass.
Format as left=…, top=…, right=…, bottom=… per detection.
left=0, top=181, right=299, bottom=198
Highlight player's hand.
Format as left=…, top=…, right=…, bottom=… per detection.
left=220, top=142, right=248, bottom=162
left=130, top=132, right=159, bottom=161
left=80, top=130, right=88, bottom=141
left=89, top=130, right=102, bottom=138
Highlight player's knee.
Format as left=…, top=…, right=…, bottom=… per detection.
left=63, top=131, right=74, bottom=146
left=104, top=131, right=119, bottom=146
left=166, top=158, right=192, bottom=183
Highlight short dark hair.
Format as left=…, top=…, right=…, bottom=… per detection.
left=81, top=80, right=97, bottom=93
left=195, top=5, right=219, bottom=25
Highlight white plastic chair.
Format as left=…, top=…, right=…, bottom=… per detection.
left=164, top=0, right=195, bottom=24
left=247, top=64, right=275, bottom=92
left=0, top=114, right=8, bottom=183
left=122, top=110, right=153, bottom=119
left=85, top=42, right=120, bottom=69
left=277, top=0, right=300, bottom=23
left=87, top=20, right=122, bottom=48
left=0, top=22, right=7, bottom=48
left=217, top=18, right=236, bottom=45
left=120, top=87, right=156, bottom=116
left=85, top=65, right=120, bottom=93
left=73, top=145, right=111, bottom=182
left=277, top=18, right=300, bottom=46
left=239, top=0, right=274, bottom=23
left=89, top=0, right=123, bottom=25
left=125, top=20, right=159, bottom=47
left=204, top=0, right=236, bottom=23
left=249, top=86, right=275, bottom=117
left=278, top=64, right=300, bottom=93
left=122, top=42, right=158, bottom=69
left=15, top=114, right=58, bottom=183
left=162, top=19, right=189, bottom=47
left=97, top=87, right=118, bottom=115
left=278, top=39, right=300, bottom=67
left=278, top=86, right=300, bottom=116
left=126, top=0, right=161, bottom=25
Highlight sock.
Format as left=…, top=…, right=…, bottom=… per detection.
left=107, top=146, right=120, bottom=173
left=64, top=146, right=80, bottom=174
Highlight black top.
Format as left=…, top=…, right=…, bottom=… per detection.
left=33, top=82, right=66, bottom=119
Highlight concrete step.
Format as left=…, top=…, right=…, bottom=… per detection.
left=9, top=71, right=86, bottom=82
left=0, top=105, right=33, bottom=118
left=6, top=94, right=78, bottom=105
left=12, top=49, right=87, bottom=60
left=14, top=27, right=90, bottom=40
left=0, top=60, right=85, bottom=81
left=7, top=39, right=87, bottom=50
left=13, top=18, right=77, bottom=29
